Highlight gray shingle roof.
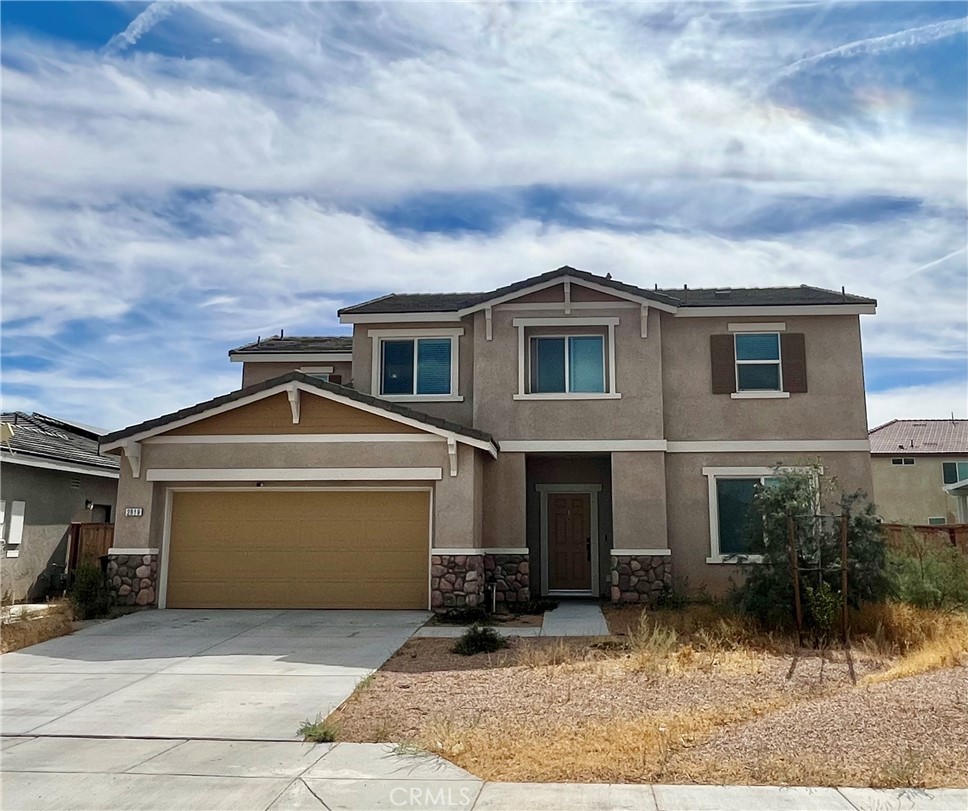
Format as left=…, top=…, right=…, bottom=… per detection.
left=1, top=412, right=120, bottom=471
left=230, top=336, right=352, bottom=356
left=869, top=419, right=968, bottom=455
left=338, top=266, right=875, bottom=315
left=100, top=372, right=496, bottom=451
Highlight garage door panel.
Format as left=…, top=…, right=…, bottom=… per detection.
left=166, top=490, right=429, bottom=609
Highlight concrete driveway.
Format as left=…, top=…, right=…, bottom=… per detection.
left=1, top=609, right=428, bottom=740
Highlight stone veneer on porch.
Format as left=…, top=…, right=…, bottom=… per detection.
left=610, top=554, right=672, bottom=604
left=431, top=552, right=530, bottom=612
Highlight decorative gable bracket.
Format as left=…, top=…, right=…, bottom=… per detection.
left=448, top=437, right=458, bottom=477
left=122, top=440, right=142, bottom=478
left=287, top=386, right=301, bottom=424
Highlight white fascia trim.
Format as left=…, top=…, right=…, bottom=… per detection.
left=512, top=393, right=621, bottom=401
left=501, top=440, right=667, bottom=452
left=231, top=353, right=352, bottom=363
left=611, top=548, right=672, bottom=556
left=0, top=452, right=120, bottom=479
left=677, top=305, right=876, bottom=317
left=340, top=312, right=462, bottom=324
left=145, top=434, right=443, bottom=445
left=512, top=316, right=620, bottom=327
left=432, top=547, right=530, bottom=556
left=731, top=391, right=791, bottom=399
left=5, top=549, right=19, bottom=558
left=146, top=467, right=444, bottom=482
left=728, top=322, right=786, bottom=332
left=101, top=381, right=497, bottom=458
left=108, top=548, right=160, bottom=556
left=674, top=440, right=868, bottom=453
left=367, top=327, right=465, bottom=338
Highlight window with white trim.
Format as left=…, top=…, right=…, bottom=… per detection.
left=379, top=337, right=454, bottom=397
left=942, top=460, right=968, bottom=484
left=891, top=457, right=916, bottom=466
left=530, top=335, right=605, bottom=394
left=734, top=333, right=782, bottom=392
left=928, top=517, right=947, bottom=525
left=1, top=500, right=26, bottom=558
left=713, top=475, right=777, bottom=558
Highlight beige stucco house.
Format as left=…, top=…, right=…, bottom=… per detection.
left=869, top=419, right=968, bottom=525
left=100, top=266, right=876, bottom=611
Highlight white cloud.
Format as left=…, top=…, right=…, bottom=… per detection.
left=867, top=382, right=968, bottom=429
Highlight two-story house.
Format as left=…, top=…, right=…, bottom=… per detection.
left=99, top=267, right=876, bottom=611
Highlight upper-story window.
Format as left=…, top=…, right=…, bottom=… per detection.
left=734, top=333, right=782, bottom=392
left=513, top=317, right=620, bottom=400
left=891, top=457, right=915, bottom=466
left=943, top=461, right=968, bottom=484
left=370, top=328, right=463, bottom=402
left=531, top=336, right=605, bottom=394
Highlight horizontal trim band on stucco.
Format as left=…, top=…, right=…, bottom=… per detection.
left=432, top=547, right=529, bottom=555
left=501, top=440, right=668, bottom=452
left=108, top=548, right=160, bottom=556
left=728, top=322, right=786, bottom=332
left=0, top=452, right=120, bottom=479
left=230, top=352, right=352, bottom=363
left=611, top=548, right=672, bottom=556
left=145, top=467, right=444, bottom=482
left=672, top=440, right=868, bottom=453
left=144, top=434, right=443, bottom=445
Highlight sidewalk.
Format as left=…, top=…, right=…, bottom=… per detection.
left=2, top=738, right=962, bottom=810
left=413, top=600, right=609, bottom=638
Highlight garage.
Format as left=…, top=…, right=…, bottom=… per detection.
left=165, top=489, right=430, bottom=609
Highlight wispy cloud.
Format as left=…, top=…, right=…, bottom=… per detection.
left=103, top=1, right=177, bottom=56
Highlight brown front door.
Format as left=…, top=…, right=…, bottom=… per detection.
left=547, top=492, right=592, bottom=591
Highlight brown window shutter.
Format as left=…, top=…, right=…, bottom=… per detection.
left=328, top=374, right=342, bottom=385
left=710, top=334, right=736, bottom=394
left=781, top=333, right=807, bottom=393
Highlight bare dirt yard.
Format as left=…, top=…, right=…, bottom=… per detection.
left=329, top=603, right=968, bottom=788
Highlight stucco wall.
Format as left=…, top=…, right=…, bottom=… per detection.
left=472, top=304, right=664, bottom=440
left=665, top=450, right=874, bottom=596
left=871, top=456, right=959, bottom=524
left=661, top=314, right=869, bottom=441
left=241, top=361, right=353, bottom=389
left=482, top=453, right=527, bottom=548
left=352, top=320, right=474, bottom=425
left=0, top=464, right=118, bottom=601
left=611, top=451, right=669, bottom=552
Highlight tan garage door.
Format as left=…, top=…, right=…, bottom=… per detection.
left=166, top=489, right=429, bottom=609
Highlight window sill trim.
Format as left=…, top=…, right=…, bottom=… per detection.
left=513, top=393, right=622, bottom=401
left=730, top=391, right=790, bottom=400
left=380, top=395, right=464, bottom=403
left=706, top=554, right=764, bottom=565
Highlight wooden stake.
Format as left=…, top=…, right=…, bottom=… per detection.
left=840, top=513, right=849, bottom=647
left=788, top=514, right=803, bottom=646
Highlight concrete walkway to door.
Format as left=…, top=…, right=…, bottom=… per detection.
left=1, top=609, right=428, bottom=741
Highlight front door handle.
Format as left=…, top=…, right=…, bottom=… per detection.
left=586, top=538, right=591, bottom=561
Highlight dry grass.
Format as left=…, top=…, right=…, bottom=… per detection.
left=0, top=602, right=74, bottom=653
left=332, top=603, right=968, bottom=787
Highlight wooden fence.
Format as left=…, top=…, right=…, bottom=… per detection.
left=67, top=523, right=115, bottom=572
left=880, top=523, right=968, bottom=555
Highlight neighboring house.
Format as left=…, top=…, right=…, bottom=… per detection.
left=99, top=266, right=876, bottom=611
left=1, top=413, right=119, bottom=602
left=869, top=419, right=968, bottom=525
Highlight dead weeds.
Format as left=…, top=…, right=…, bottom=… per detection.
left=0, top=602, right=74, bottom=653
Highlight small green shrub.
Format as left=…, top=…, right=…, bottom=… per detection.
left=69, top=563, right=113, bottom=620
left=804, top=579, right=840, bottom=643
left=298, top=715, right=339, bottom=743
left=452, top=623, right=507, bottom=656
left=889, top=531, right=968, bottom=611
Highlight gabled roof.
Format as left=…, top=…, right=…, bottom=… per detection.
left=229, top=336, right=352, bottom=356
left=339, top=266, right=681, bottom=316
left=869, top=419, right=968, bottom=455
left=100, top=372, right=497, bottom=455
left=1, top=412, right=120, bottom=473
left=338, top=266, right=876, bottom=316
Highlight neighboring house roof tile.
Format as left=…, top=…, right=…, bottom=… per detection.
left=338, top=266, right=875, bottom=315
left=230, top=336, right=353, bottom=355
left=0, top=412, right=120, bottom=471
left=100, top=372, right=497, bottom=450
left=869, top=419, right=968, bottom=455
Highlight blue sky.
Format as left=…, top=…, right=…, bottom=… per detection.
left=1, top=1, right=966, bottom=431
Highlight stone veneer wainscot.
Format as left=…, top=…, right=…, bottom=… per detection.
left=610, top=554, right=672, bottom=604
left=106, top=553, right=158, bottom=607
